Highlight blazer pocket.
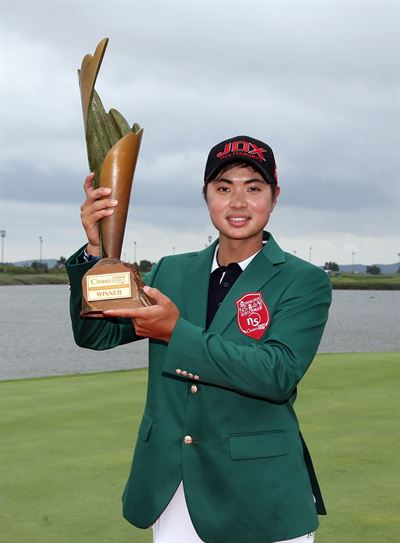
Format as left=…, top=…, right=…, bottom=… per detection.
left=229, top=430, right=288, bottom=460
left=138, top=414, right=154, bottom=442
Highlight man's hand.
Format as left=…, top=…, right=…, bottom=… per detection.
left=80, top=173, right=118, bottom=256
left=103, top=286, right=180, bottom=343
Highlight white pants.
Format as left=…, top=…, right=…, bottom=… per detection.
left=152, top=482, right=315, bottom=543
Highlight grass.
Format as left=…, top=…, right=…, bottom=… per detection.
left=0, top=271, right=399, bottom=289
left=0, top=271, right=147, bottom=286
left=1, top=353, right=399, bottom=542
left=330, top=273, right=400, bottom=290
left=0, top=273, right=68, bottom=285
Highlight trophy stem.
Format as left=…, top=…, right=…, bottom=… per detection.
left=98, top=130, right=143, bottom=259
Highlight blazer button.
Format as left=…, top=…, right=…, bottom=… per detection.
left=194, top=375, right=200, bottom=380
left=191, top=385, right=198, bottom=394
left=184, top=435, right=193, bottom=445
left=181, top=370, right=188, bottom=377
left=188, top=373, right=193, bottom=379
left=175, top=369, right=182, bottom=375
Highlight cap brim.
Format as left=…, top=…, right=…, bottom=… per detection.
left=205, top=156, right=276, bottom=185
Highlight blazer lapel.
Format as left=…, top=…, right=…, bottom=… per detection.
left=207, top=233, right=286, bottom=335
left=183, top=241, right=217, bottom=327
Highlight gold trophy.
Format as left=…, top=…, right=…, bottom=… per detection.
left=78, top=38, right=154, bottom=317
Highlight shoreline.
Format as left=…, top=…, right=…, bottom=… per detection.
left=0, top=273, right=69, bottom=286
left=0, top=273, right=399, bottom=290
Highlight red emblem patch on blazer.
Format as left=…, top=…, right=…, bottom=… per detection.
left=235, top=292, right=270, bottom=340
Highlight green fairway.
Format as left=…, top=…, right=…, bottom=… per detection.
left=2, top=353, right=399, bottom=542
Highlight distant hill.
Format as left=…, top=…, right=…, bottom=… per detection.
left=338, top=263, right=399, bottom=274
left=12, top=259, right=58, bottom=268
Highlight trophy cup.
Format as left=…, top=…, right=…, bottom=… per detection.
left=78, top=38, right=154, bottom=317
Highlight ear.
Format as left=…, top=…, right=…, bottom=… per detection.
left=273, top=185, right=281, bottom=208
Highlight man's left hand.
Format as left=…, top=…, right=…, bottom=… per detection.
left=103, top=286, right=180, bottom=343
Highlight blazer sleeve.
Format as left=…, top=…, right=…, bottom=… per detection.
left=67, top=245, right=163, bottom=351
left=163, top=267, right=332, bottom=403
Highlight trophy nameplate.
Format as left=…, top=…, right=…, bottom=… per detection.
left=78, top=38, right=155, bottom=317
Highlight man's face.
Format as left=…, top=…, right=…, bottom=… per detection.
left=205, top=165, right=280, bottom=244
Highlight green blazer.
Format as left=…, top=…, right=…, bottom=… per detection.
left=66, top=232, right=332, bottom=543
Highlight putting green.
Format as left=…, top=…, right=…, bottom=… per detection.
left=2, top=353, right=398, bottom=542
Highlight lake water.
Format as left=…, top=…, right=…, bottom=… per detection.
left=0, top=286, right=399, bottom=380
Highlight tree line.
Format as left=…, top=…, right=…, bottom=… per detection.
left=323, top=262, right=384, bottom=275
left=1, top=259, right=395, bottom=275
left=0, top=257, right=156, bottom=274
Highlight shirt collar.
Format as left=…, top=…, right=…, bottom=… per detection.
left=211, top=242, right=267, bottom=273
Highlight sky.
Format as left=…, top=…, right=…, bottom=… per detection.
left=1, top=0, right=399, bottom=267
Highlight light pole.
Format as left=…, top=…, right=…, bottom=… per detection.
left=133, top=241, right=137, bottom=264
left=309, top=246, right=312, bottom=263
left=39, top=236, right=43, bottom=264
left=0, top=230, right=6, bottom=264
left=352, top=251, right=355, bottom=274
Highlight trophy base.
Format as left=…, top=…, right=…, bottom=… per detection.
left=81, top=258, right=155, bottom=318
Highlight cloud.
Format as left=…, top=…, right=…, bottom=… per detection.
left=1, top=0, right=398, bottom=263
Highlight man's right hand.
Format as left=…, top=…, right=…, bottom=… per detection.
left=80, top=173, right=118, bottom=256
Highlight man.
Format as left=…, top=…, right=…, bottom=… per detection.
left=67, top=136, right=331, bottom=543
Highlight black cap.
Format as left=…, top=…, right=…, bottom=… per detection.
left=204, top=135, right=278, bottom=184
